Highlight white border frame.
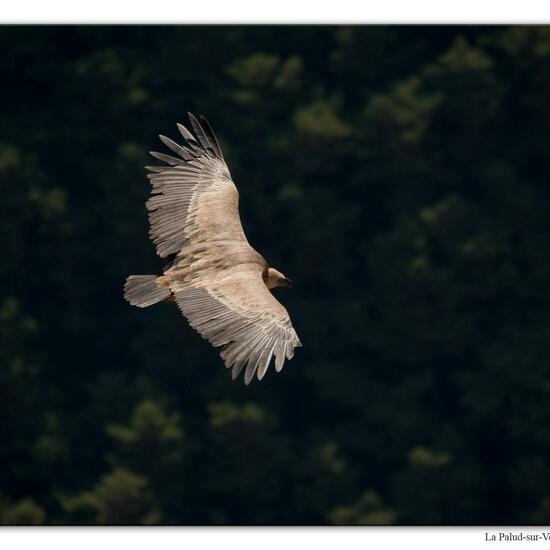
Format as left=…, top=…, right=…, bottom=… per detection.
left=2, top=0, right=550, bottom=23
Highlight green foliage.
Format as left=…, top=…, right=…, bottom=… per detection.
left=329, top=490, right=396, bottom=525
left=365, top=76, right=442, bottom=146
left=209, top=401, right=273, bottom=428
left=204, top=401, right=289, bottom=523
left=227, top=53, right=283, bottom=88
left=0, top=144, right=21, bottom=171
left=106, top=399, right=185, bottom=472
left=408, top=446, right=451, bottom=468
left=62, top=468, right=160, bottom=525
left=1, top=25, right=549, bottom=525
left=0, top=498, right=46, bottom=525
left=227, top=53, right=303, bottom=108
left=294, top=98, right=352, bottom=139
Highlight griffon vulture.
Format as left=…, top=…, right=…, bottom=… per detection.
left=124, top=113, right=301, bottom=384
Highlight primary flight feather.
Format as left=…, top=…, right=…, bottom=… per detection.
left=124, top=113, right=301, bottom=384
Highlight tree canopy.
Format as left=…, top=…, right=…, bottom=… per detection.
left=1, top=25, right=550, bottom=525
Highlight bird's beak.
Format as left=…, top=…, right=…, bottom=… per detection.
left=284, top=278, right=292, bottom=288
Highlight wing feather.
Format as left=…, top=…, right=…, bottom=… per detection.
left=198, top=115, right=225, bottom=161
left=149, top=151, right=181, bottom=165
left=187, top=112, right=215, bottom=154
left=158, top=135, right=196, bottom=160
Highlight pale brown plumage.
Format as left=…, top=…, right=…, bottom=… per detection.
left=124, top=113, right=301, bottom=384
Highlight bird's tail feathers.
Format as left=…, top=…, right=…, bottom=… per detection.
left=124, top=275, right=171, bottom=308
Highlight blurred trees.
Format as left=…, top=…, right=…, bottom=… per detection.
left=1, top=25, right=549, bottom=525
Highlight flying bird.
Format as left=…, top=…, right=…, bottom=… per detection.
left=124, top=113, right=301, bottom=384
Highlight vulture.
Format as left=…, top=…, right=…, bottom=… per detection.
left=124, top=113, right=301, bottom=384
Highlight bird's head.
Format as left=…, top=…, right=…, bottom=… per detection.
left=265, top=267, right=292, bottom=289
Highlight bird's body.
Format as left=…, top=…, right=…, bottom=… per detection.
left=124, top=114, right=300, bottom=384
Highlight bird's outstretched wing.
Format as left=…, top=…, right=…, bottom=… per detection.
left=175, top=267, right=301, bottom=384
left=146, top=113, right=247, bottom=258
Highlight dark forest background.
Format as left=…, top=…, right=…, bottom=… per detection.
left=1, top=25, right=550, bottom=525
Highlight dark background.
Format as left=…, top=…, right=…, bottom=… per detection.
left=1, top=25, right=550, bottom=525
